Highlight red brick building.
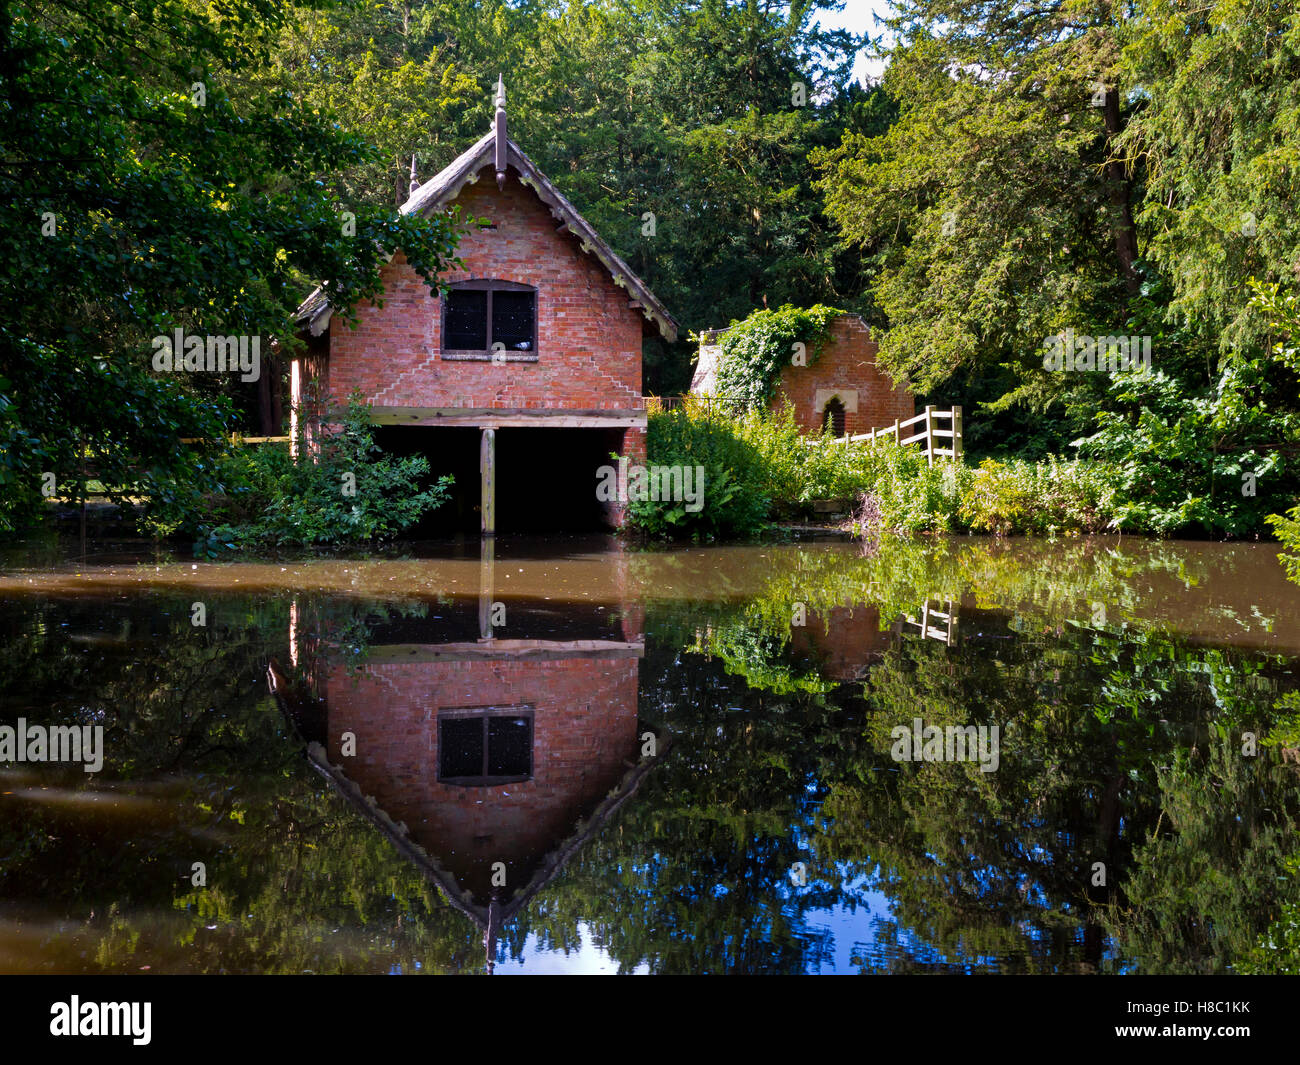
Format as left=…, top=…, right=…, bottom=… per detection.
left=691, top=313, right=913, bottom=438
left=293, top=79, right=677, bottom=534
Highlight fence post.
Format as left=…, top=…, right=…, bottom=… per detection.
left=892, top=417, right=899, bottom=445
left=924, top=405, right=936, bottom=466
left=952, top=405, right=963, bottom=462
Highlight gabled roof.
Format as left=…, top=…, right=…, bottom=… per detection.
left=296, top=127, right=678, bottom=342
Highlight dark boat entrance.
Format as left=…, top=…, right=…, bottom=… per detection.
left=374, top=425, right=625, bottom=535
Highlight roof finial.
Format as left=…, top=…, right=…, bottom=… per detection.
left=493, top=74, right=507, bottom=190
left=408, top=153, right=419, bottom=196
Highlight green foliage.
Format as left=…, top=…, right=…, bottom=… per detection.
left=1075, top=358, right=1299, bottom=539
left=155, top=395, right=452, bottom=552
left=852, top=446, right=1119, bottom=538
left=810, top=0, right=1300, bottom=502
left=960, top=456, right=1120, bottom=536
left=628, top=399, right=770, bottom=540
left=853, top=442, right=970, bottom=536
left=0, top=0, right=462, bottom=537
left=1119, top=5, right=1300, bottom=356
left=1256, top=280, right=1300, bottom=576
left=732, top=405, right=883, bottom=508
left=712, top=304, right=843, bottom=413
left=811, top=0, right=1134, bottom=403
left=1269, top=507, right=1300, bottom=583
left=634, top=403, right=1130, bottom=540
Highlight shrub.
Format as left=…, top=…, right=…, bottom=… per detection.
left=733, top=404, right=878, bottom=510
left=1076, top=357, right=1298, bottom=538
left=154, top=392, right=452, bottom=553
left=961, top=456, right=1120, bottom=536
left=1268, top=505, right=1300, bottom=583
left=635, top=404, right=1128, bottom=542
left=855, top=441, right=969, bottom=536
left=850, top=450, right=1121, bottom=540
left=627, top=397, right=770, bottom=539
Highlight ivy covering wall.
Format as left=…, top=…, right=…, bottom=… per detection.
left=711, top=304, right=844, bottom=413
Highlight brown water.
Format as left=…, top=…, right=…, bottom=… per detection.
left=1, top=532, right=1298, bottom=973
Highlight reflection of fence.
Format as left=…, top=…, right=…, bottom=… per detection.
left=900, top=599, right=958, bottom=645
left=847, top=405, right=962, bottom=466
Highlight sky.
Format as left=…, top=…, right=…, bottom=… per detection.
left=813, top=0, right=898, bottom=85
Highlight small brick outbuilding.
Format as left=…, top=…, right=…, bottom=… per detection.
left=293, top=79, right=677, bottom=534
left=692, top=313, right=913, bottom=438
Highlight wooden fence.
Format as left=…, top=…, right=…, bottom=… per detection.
left=644, top=397, right=963, bottom=467
left=844, top=405, right=962, bottom=466
left=644, top=395, right=706, bottom=413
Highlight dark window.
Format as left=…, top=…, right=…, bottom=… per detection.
left=444, top=290, right=488, bottom=349
left=438, top=708, right=533, bottom=785
left=492, top=291, right=535, bottom=351
left=823, top=398, right=846, bottom=437
left=441, top=282, right=536, bottom=354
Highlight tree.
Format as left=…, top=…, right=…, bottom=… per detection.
left=0, top=0, right=463, bottom=532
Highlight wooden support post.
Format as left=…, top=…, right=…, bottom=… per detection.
left=952, top=405, right=963, bottom=462
left=480, top=427, right=496, bottom=538
left=924, top=405, right=936, bottom=466
left=893, top=417, right=900, bottom=445
left=478, top=535, right=495, bottom=641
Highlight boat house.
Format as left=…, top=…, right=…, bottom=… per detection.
left=293, top=78, right=677, bottom=535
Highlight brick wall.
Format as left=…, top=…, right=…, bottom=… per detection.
left=773, top=315, right=913, bottom=437
left=324, top=177, right=646, bottom=413
left=323, top=653, right=639, bottom=901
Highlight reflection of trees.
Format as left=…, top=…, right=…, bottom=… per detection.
left=3, top=561, right=1299, bottom=974
left=500, top=629, right=864, bottom=973
left=815, top=621, right=1300, bottom=973
left=1109, top=743, right=1300, bottom=974
left=0, top=592, right=480, bottom=974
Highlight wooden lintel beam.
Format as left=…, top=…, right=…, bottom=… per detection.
left=368, top=406, right=647, bottom=429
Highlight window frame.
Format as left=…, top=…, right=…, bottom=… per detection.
left=439, top=279, right=539, bottom=361
left=437, top=705, right=535, bottom=786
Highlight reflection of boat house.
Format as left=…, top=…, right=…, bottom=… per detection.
left=271, top=573, right=655, bottom=969
left=292, top=78, right=678, bottom=535
left=789, top=605, right=896, bottom=682
left=786, top=600, right=961, bottom=682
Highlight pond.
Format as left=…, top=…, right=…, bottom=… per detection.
left=1, top=533, right=1298, bottom=974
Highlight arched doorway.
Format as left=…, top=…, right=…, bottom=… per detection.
left=822, top=396, right=846, bottom=437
